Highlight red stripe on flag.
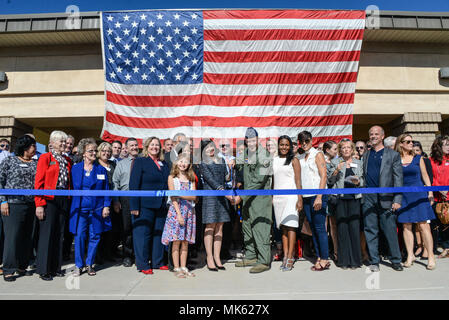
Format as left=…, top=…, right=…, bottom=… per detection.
left=106, top=92, right=355, bottom=107
left=204, top=29, right=364, bottom=41
left=101, top=130, right=144, bottom=148
left=203, top=72, right=358, bottom=85
left=312, top=135, right=353, bottom=146
left=203, top=10, right=366, bottom=20
left=105, top=112, right=353, bottom=129
left=203, top=50, right=361, bottom=63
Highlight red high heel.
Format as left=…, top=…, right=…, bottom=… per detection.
left=140, top=269, right=153, bottom=275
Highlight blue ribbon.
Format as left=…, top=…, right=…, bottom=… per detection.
left=0, top=186, right=448, bottom=197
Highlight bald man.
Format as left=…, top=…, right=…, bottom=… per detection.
left=361, top=126, right=403, bottom=272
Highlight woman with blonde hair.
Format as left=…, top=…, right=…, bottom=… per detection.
left=129, top=137, right=170, bottom=274
left=96, top=141, right=119, bottom=263
left=394, top=134, right=435, bottom=270
left=328, top=139, right=364, bottom=269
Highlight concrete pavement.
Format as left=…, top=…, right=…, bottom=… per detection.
left=1, top=251, right=449, bottom=300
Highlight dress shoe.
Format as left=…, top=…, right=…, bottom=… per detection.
left=52, top=270, right=65, bottom=277
left=17, top=269, right=33, bottom=277
left=123, top=258, right=133, bottom=267
left=3, top=274, right=16, bottom=282
left=216, top=266, right=226, bottom=270
left=39, top=274, right=53, bottom=281
left=392, top=263, right=403, bottom=271
left=249, top=264, right=270, bottom=274
left=235, top=258, right=257, bottom=267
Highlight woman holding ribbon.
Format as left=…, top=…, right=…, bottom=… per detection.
left=328, top=139, right=364, bottom=269
left=297, top=131, right=329, bottom=271
left=35, top=130, right=72, bottom=281
left=395, top=134, right=435, bottom=270
left=129, top=137, right=170, bottom=274
left=0, top=135, right=37, bottom=281
left=70, top=141, right=111, bottom=276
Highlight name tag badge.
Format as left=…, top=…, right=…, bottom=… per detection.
left=158, top=161, right=163, bottom=166
left=97, top=174, right=105, bottom=180
left=49, top=161, right=56, bottom=165
left=350, top=163, right=358, bottom=168
left=19, top=164, right=28, bottom=168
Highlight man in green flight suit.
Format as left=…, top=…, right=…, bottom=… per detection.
left=234, top=127, right=273, bottom=273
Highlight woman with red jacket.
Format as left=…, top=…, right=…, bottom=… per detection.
left=430, top=135, right=449, bottom=259
left=35, top=130, right=72, bottom=281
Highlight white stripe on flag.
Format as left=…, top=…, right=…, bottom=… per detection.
left=203, top=61, right=360, bottom=74
left=203, top=18, right=365, bottom=30
left=204, top=39, right=363, bottom=52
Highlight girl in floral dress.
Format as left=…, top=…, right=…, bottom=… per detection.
left=162, top=154, right=197, bottom=278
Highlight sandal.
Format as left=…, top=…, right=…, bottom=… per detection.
left=173, top=268, right=186, bottom=278
left=87, top=266, right=96, bottom=276
left=282, top=258, right=295, bottom=272
left=72, top=267, right=82, bottom=277
left=311, top=261, right=331, bottom=271
left=438, top=249, right=449, bottom=259
left=180, top=267, right=195, bottom=277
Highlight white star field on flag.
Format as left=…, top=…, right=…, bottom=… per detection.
left=103, top=11, right=203, bottom=85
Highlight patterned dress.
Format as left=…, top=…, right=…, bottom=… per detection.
left=161, top=180, right=196, bottom=245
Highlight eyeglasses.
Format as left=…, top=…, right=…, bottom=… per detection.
left=86, top=150, right=97, bottom=154
left=401, top=140, right=413, bottom=144
left=356, top=147, right=365, bottom=150
left=0, top=144, right=9, bottom=149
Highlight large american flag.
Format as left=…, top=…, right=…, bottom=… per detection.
left=101, top=10, right=365, bottom=145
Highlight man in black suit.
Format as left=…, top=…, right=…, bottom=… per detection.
left=164, top=132, right=186, bottom=169
left=362, top=125, right=403, bottom=272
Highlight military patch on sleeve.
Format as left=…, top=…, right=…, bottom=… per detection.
left=262, top=159, right=270, bottom=168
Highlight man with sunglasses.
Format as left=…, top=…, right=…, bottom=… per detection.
left=362, top=126, right=403, bottom=272
left=0, top=139, right=11, bottom=165
left=355, top=141, right=367, bottom=159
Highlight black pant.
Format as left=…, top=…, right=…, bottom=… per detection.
left=36, top=197, right=68, bottom=275
left=0, top=210, right=4, bottom=266
left=336, top=198, right=362, bottom=268
left=2, top=203, right=35, bottom=275
left=119, top=197, right=134, bottom=260
left=62, top=199, right=74, bottom=259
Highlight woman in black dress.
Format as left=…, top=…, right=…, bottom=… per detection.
left=199, top=139, right=234, bottom=271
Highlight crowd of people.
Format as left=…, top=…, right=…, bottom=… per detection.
left=0, top=125, right=448, bottom=282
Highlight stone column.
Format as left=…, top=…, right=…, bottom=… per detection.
left=0, top=116, right=33, bottom=147
left=390, top=112, right=442, bottom=155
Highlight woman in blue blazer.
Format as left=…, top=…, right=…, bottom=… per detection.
left=70, top=141, right=111, bottom=276
left=129, top=137, right=170, bottom=274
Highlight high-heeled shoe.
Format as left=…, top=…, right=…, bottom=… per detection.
left=205, top=259, right=218, bottom=272
left=403, top=257, right=416, bottom=268
left=214, top=258, right=226, bottom=270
